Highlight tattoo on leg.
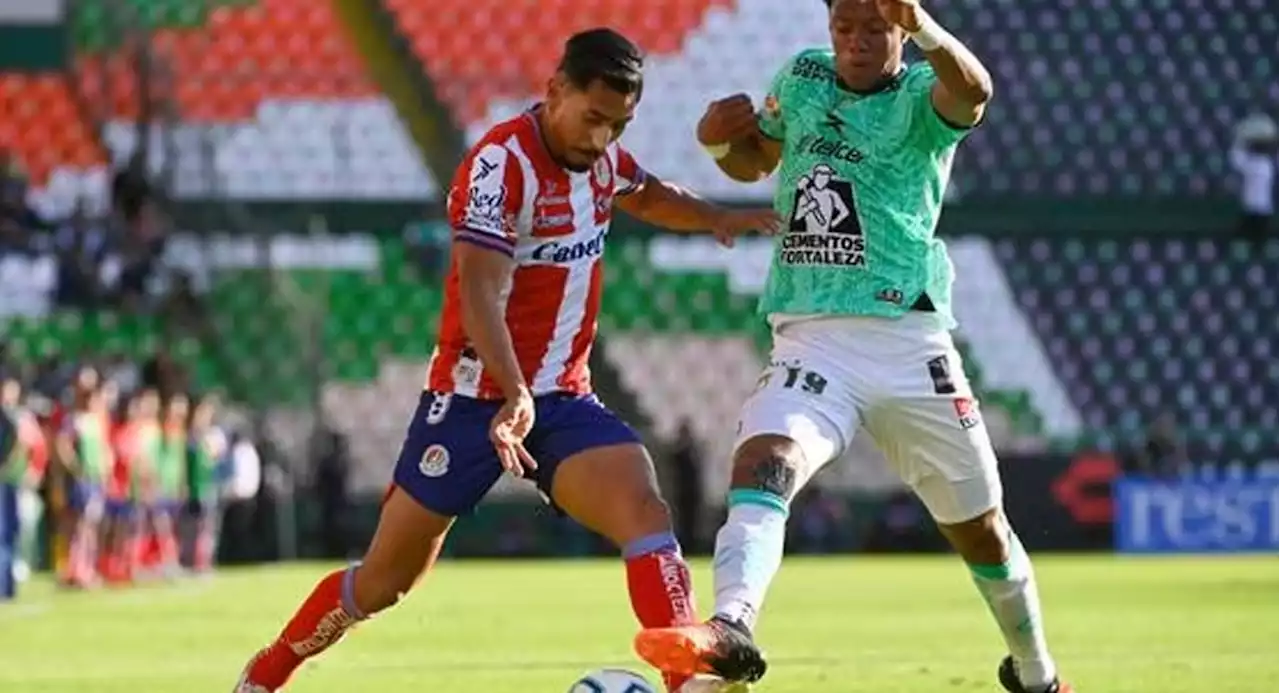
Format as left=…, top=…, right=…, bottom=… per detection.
left=751, top=455, right=798, bottom=498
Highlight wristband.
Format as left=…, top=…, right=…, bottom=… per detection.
left=909, top=15, right=947, bottom=52
left=701, top=141, right=731, bottom=160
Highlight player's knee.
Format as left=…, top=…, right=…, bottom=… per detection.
left=350, top=562, right=414, bottom=615
left=938, top=507, right=1008, bottom=565
left=610, top=488, right=673, bottom=546
left=729, top=435, right=805, bottom=502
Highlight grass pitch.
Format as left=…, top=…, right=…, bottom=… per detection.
left=0, top=555, right=1274, bottom=692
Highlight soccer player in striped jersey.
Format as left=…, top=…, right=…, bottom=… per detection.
left=235, top=28, right=780, bottom=693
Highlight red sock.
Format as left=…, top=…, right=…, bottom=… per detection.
left=158, top=528, right=178, bottom=569
left=195, top=529, right=215, bottom=572
left=127, top=532, right=145, bottom=574
left=243, top=567, right=364, bottom=690
left=625, top=537, right=698, bottom=692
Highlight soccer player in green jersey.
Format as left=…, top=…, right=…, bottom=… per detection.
left=635, top=2, right=1073, bottom=692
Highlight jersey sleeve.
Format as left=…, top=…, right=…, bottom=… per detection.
left=612, top=144, right=648, bottom=196
left=757, top=53, right=802, bottom=142
left=448, top=142, right=525, bottom=257
left=904, top=62, right=975, bottom=151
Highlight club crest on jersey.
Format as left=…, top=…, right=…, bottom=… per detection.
left=781, top=163, right=865, bottom=268
left=763, top=94, right=781, bottom=119
left=419, top=444, right=450, bottom=477
left=954, top=398, right=980, bottom=430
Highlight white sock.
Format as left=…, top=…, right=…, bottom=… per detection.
left=711, top=490, right=789, bottom=631
left=969, top=532, right=1057, bottom=691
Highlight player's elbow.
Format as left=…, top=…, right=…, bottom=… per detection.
left=961, top=71, right=994, bottom=107
left=971, top=76, right=994, bottom=106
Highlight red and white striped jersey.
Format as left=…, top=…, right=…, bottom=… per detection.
left=426, top=109, right=647, bottom=400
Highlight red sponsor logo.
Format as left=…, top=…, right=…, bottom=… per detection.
left=1052, top=453, right=1121, bottom=525
left=953, top=397, right=979, bottom=429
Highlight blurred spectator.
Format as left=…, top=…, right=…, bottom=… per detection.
left=53, top=201, right=111, bottom=308
left=862, top=491, right=942, bottom=553
left=667, top=421, right=704, bottom=550
left=0, top=215, right=27, bottom=256
left=159, top=270, right=209, bottom=337
left=311, top=425, right=352, bottom=559
left=790, top=486, right=849, bottom=553
left=140, top=347, right=186, bottom=399
left=111, top=152, right=157, bottom=240
left=100, top=351, right=141, bottom=395
left=1230, top=113, right=1278, bottom=242
left=1127, top=411, right=1189, bottom=480
left=0, top=150, right=44, bottom=257
left=403, top=219, right=450, bottom=280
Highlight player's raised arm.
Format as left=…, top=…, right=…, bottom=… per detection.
left=614, top=169, right=781, bottom=247
left=876, top=0, right=993, bottom=126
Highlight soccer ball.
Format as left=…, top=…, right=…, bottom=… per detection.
left=568, top=668, right=657, bottom=693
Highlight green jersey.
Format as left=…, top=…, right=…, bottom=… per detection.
left=156, top=426, right=187, bottom=498
left=187, top=430, right=221, bottom=501
left=73, top=413, right=110, bottom=483
left=1, top=406, right=26, bottom=485
left=756, top=49, right=971, bottom=327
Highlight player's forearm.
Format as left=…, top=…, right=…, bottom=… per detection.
left=620, top=177, right=724, bottom=232
left=915, top=11, right=993, bottom=107
left=458, top=272, right=528, bottom=399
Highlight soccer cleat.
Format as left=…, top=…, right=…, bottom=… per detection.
left=676, top=675, right=751, bottom=693
left=998, top=655, right=1075, bottom=693
left=634, top=615, right=767, bottom=684
left=233, top=671, right=272, bottom=693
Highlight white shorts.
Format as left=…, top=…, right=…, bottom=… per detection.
left=735, top=313, right=1002, bottom=524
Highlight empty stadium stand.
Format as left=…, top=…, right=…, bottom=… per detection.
left=999, top=237, right=1279, bottom=463
left=9, top=0, right=1268, bottom=203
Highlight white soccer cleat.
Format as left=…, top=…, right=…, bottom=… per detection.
left=678, top=675, right=751, bottom=693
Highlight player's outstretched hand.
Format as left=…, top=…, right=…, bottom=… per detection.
left=698, top=94, right=761, bottom=146
left=710, top=208, right=782, bottom=248
left=490, top=387, right=538, bottom=478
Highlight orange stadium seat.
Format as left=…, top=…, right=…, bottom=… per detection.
left=0, top=73, right=106, bottom=187
left=384, top=0, right=722, bottom=122
left=78, top=0, right=374, bottom=126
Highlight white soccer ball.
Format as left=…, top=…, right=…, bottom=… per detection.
left=568, top=668, right=657, bottom=693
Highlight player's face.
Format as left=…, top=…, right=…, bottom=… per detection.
left=0, top=379, right=18, bottom=407
left=814, top=171, right=831, bottom=187
left=829, top=0, right=905, bottom=90
left=98, top=382, right=118, bottom=411
left=138, top=391, right=159, bottom=419
left=166, top=396, right=189, bottom=423
left=192, top=400, right=215, bottom=428
left=545, top=76, right=638, bottom=171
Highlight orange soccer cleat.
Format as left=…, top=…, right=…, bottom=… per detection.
left=634, top=616, right=768, bottom=685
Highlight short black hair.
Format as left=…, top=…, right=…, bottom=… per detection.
left=558, top=28, right=644, bottom=95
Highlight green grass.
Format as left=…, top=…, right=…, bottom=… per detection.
left=0, top=555, right=1275, bottom=692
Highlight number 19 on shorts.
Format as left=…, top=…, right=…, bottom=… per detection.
left=756, top=361, right=828, bottom=396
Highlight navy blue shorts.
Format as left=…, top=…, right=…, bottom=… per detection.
left=392, top=391, right=641, bottom=517
left=67, top=480, right=103, bottom=514
left=105, top=498, right=135, bottom=519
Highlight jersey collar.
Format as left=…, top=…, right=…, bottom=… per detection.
left=837, top=66, right=907, bottom=97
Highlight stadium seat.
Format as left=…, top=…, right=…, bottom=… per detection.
left=998, top=236, right=1279, bottom=463
left=0, top=72, right=107, bottom=193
